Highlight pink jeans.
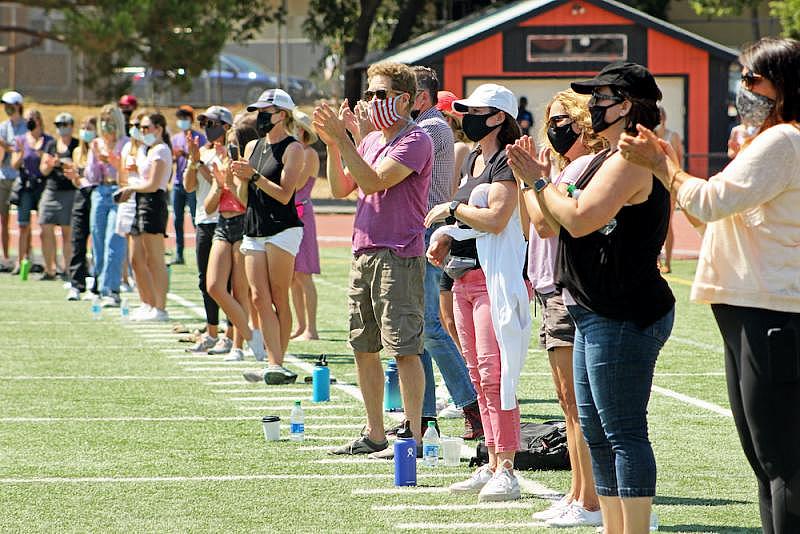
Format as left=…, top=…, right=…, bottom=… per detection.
left=453, top=268, right=521, bottom=452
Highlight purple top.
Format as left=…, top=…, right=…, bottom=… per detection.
left=17, top=133, right=52, bottom=181
left=171, top=129, right=206, bottom=185
left=84, top=136, right=129, bottom=186
left=527, top=154, right=593, bottom=293
left=353, top=126, right=432, bottom=258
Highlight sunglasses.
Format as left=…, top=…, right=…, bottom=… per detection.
left=54, top=122, right=72, bottom=128
left=131, top=122, right=140, bottom=128
left=140, top=125, right=152, bottom=131
left=362, top=89, right=402, bottom=101
left=589, top=90, right=625, bottom=107
left=547, top=114, right=573, bottom=128
left=741, top=71, right=763, bottom=87
left=198, top=118, right=217, bottom=128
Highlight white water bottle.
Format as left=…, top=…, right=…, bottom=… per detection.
left=120, top=298, right=130, bottom=321
left=422, top=421, right=440, bottom=467
left=91, top=296, right=102, bottom=321
left=290, top=400, right=304, bottom=441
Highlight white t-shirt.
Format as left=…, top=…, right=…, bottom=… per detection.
left=121, top=142, right=146, bottom=186
left=139, top=143, right=173, bottom=191
left=194, top=145, right=220, bottom=224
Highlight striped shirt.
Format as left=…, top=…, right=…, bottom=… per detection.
left=416, top=106, right=455, bottom=209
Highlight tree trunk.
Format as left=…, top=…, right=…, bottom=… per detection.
left=387, top=0, right=426, bottom=50
left=343, top=0, right=382, bottom=107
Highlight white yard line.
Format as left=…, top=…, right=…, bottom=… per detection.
left=667, top=335, right=723, bottom=354
left=353, top=487, right=450, bottom=495
left=210, top=388, right=312, bottom=394
left=0, top=473, right=467, bottom=485
left=237, top=404, right=352, bottom=411
left=651, top=385, right=732, bottom=417
left=226, top=396, right=332, bottom=402
left=375, top=502, right=535, bottom=511
left=395, top=522, right=547, bottom=530
left=0, top=375, right=234, bottom=381
left=0, top=416, right=257, bottom=423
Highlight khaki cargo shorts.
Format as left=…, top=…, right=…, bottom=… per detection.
left=348, top=248, right=425, bottom=357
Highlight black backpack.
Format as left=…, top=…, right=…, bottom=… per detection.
left=469, top=421, right=570, bottom=471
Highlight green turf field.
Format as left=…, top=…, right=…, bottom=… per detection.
left=0, top=248, right=762, bottom=533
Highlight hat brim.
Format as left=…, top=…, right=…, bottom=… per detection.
left=296, top=122, right=318, bottom=145
left=1, top=98, right=20, bottom=105
left=570, top=74, right=619, bottom=94
left=453, top=97, right=516, bottom=118
left=246, top=102, right=270, bottom=112
left=197, top=114, right=232, bottom=126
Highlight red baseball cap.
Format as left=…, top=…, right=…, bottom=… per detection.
left=436, top=91, right=462, bottom=117
left=118, top=94, right=138, bottom=108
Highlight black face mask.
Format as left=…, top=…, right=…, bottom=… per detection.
left=410, top=109, right=420, bottom=120
left=547, top=122, right=581, bottom=156
left=26, top=119, right=37, bottom=131
left=256, top=111, right=276, bottom=137
left=462, top=112, right=500, bottom=142
left=204, top=122, right=226, bottom=143
left=589, top=104, right=624, bottom=134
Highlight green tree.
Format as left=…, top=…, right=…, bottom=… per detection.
left=688, top=0, right=764, bottom=40
left=769, top=0, right=800, bottom=39
left=0, top=1, right=280, bottom=99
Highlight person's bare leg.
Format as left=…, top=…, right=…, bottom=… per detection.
left=18, top=224, right=30, bottom=263
left=439, top=290, right=462, bottom=353
left=265, top=244, right=295, bottom=361
left=599, top=496, right=624, bottom=534
left=60, top=225, right=72, bottom=275
left=299, top=272, right=318, bottom=339
left=290, top=273, right=306, bottom=339
left=40, top=224, right=57, bottom=275
left=208, top=241, right=251, bottom=339
left=142, top=233, right=167, bottom=310
left=396, top=354, right=425, bottom=443
left=245, top=251, right=281, bottom=365
left=354, top=351, right=386, bottom=443
left=621, top=497, right=652, bottom=534
left=121, top=238, right=130, bottom=285
left=0, top=212, right=9, bottom=261
left=131, top=235, right=155, bottom=307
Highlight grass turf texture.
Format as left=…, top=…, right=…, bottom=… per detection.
left=0, top=247, right=762, bottom=533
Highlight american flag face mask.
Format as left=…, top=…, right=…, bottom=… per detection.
left=368, top=94, right=403, bottom=130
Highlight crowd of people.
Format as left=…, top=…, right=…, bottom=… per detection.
left=1, top=35, right=798, bottom=533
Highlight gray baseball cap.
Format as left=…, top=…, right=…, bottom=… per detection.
left=198, top=105, right=234, bottom=125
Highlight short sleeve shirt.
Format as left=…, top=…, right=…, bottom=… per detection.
left=171, top=130, right=206, bottom=185
left=140, top=143, right=173, bottom=191
left=352, top=125, right=433, bottom=258
left=0, top=118, right=27, bottom=180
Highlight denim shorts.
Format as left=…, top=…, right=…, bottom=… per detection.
left=213, top=214, right=245, bottom=244
left=569, top=304, right=674, bottom=498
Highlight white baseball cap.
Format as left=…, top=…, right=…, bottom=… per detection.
left=1, top=91, right=23, bottom=105
left=246, top=88, right=296, bottom=112
left=453, top=84, right=517, bottom=118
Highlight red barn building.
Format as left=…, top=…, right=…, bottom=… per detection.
left=366, top=0, right=739, bottom=175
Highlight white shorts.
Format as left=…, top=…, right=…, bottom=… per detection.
left=240, top=226, right=303, bottom=257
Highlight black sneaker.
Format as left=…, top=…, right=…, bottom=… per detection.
left=396, top=417, right=440, bottom=439
left=265, top=366, right=298, bottom=385
left=329, top=436, right=388, bottom=455
left=39, top=272, right=58, bottom=281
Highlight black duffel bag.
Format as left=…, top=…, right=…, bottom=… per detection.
left=469, top=420, right=570, bottom=471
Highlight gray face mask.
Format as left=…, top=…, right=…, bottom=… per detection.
left=735, top=84, right=775, bottom=130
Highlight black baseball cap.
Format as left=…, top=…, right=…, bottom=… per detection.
left=571, top=62, right=662, bottom=101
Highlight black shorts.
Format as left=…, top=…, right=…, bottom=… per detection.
left=439, top=271, right=454, bottom=292
left=213, top=214, right=245, bottom=244
left=131, top=190, right=168, bottom=236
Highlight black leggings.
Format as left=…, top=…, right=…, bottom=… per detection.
left=69, top=187, right=92, bottom=292
left=712, top=304, right=800, bottom=534
left=196, top=223, right=218, bottom=326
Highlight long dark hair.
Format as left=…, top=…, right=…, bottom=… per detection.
left=616, top=90, right=661, bottom=136
left=496, top=111, right=522, bottom=148
left=232, top=113, right=259, bottom=157
left=148, top=112, right=171, bottom=150
left=740, top=37, right=800, bottom=127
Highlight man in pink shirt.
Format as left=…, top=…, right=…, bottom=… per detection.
left=314, top=62, right=432, bottom=454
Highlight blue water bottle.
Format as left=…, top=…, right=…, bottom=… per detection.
left=394, top=437, right=417, bottom=487
left=384, top=359, right=402, bottom=412
left=312, top=355, right=330, bottom=403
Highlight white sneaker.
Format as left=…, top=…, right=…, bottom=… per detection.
left=247, top=329, right=267, bottom=362
left=152, top=309, right=169, bottom=322
left=438, top=402, right=464, bottom=419
left=242, top=369, right=266, bottom=383
left=186, top=335, right=218, bottom=354
left=208, top=337, right=233, bottom=355
left=131, top=305, right=153, bottom=321
left=532, top=495, right=571, bottom=520
left=225, top=348, right=245, bottom=361
left=546, top=502, right=603, bottom=527
left=101, top=295, right=120, bottom=308
left=478, top=465, right=521, bottom=502
left=449, top=465, right=494, bottom=494
left=66, top=288, right=81, bottom=301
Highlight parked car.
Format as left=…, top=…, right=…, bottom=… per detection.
left=126, top=53, right=321, bottom=106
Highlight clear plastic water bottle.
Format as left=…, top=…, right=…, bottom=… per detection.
left=422, top=421, right=440, bottom=467
left=650, top=511, right=659, bottom=531
left=290, top=400, right=304, bottom=441
left=120, top=298, right=130, bottom=321
left=91, top=296, right=102, bottom=321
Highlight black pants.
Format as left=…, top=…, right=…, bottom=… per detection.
left=196, top=222, right=218, bottom=326
left=68, top=187, right=92, bottom=292
left=712, top=304, right=800, bottom=534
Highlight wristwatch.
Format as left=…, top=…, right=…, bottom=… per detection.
left=449, top=200, right=462, bottom=219
left=249, top=173, right=260, bottom=183
left=533, top=177, right=551, bottom=193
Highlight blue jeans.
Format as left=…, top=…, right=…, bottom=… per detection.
left=172, top=182, right=196, bottom=259
left=570, top=304, right=674, bottom=498
left=90, top=185, right=126, bottom=295
left=421, top=226, right=477, bottom=417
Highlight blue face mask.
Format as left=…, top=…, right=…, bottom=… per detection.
left=142, top=133, right=158, bottom=146
left=129, top=126, right=142, bottom=142
left=176, top=118, right=192, bottom=131
left=79, top=129, right=96, bottom=143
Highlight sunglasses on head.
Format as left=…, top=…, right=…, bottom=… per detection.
left=741, top=71, right=763, bottom=87
left=362, top=89, right=401, bottom=101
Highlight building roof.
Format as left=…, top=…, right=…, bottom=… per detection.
left=362, top=0, right=739, bottom=67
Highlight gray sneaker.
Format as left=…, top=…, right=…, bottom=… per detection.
left=242, top=369, right=266, bottom=383
left=247, top=329, right=267, bottom=362
left=101, top=295, right=120, bottom=308
left=186, top=335, right=218, bottom=354
left=330, top=436, right=388, bottom=455
left=224, top=348, right=245, bottom=361
left=208, top=337, right=233, bottom=355
left=265, top=365, right=298, bottom=385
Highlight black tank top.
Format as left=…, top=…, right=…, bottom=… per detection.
left=555, top=151, right=675, bottom=327
left=245, top=136, right=303, bottom=237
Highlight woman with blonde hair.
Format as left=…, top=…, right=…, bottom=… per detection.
left=65, top=116, right=97, bottom=300
left=289, top=110, right=321, bottom=341
left=85, top=104, right=127, bottom=305
left=518, top=89, right=603, bottom=527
